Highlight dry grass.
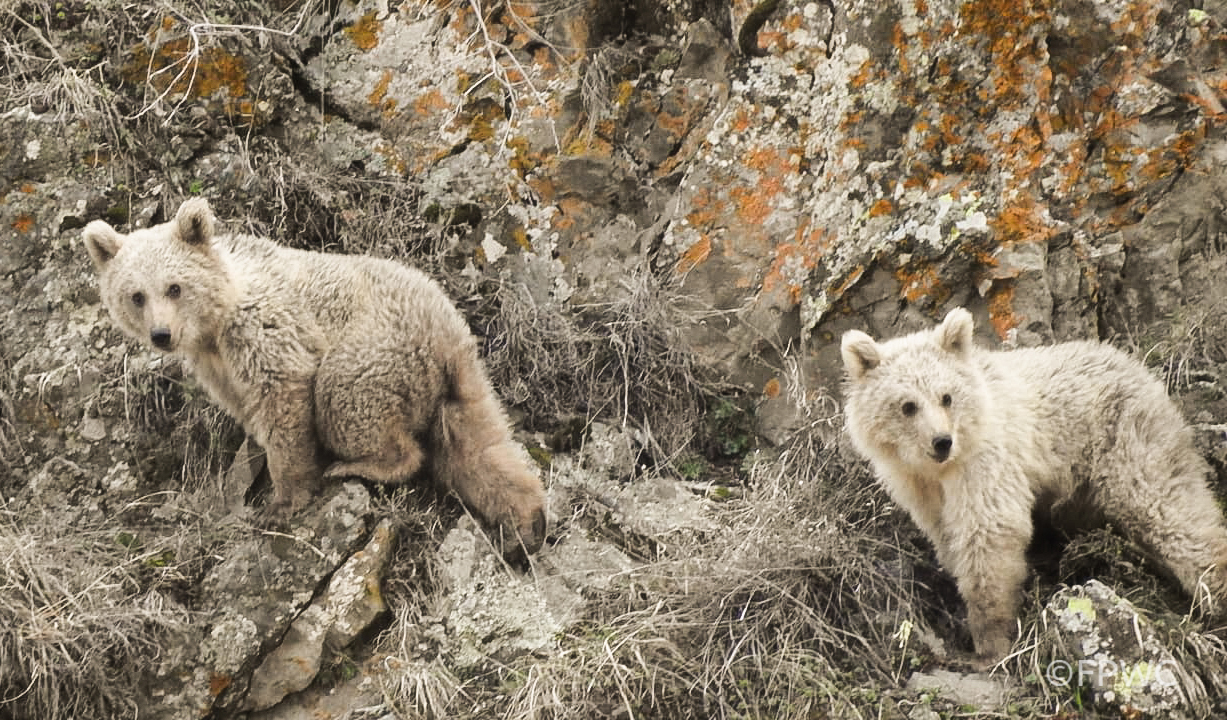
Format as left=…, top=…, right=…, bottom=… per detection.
left=372, top=431, right=950, bottom=719
left=484, top=270, right=720, bottom=462
left=1133, top=299, right=1227, bottom=397
left=6, top=0, right=1227, bottom=717
left=0, top=500, right=195, bottom=720
left=0, top=352, right=20, bottom=480
left=579, top=44, right=634, bottom=139
left=239, top=158, right=450, bottom=266
left=0, top=2, right=120, bottom=129
left=367, top=485, right=467, bottom=718
left=504, top=442, right=929, bottom=719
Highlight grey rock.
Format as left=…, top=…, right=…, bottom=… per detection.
left=1044, top=580, right=1205, bottom=718
left=905, top=669, right=1015, bottom=710
left=142, top=482, right=374, bottom=720
left=244, top=517, right=397, bottom=712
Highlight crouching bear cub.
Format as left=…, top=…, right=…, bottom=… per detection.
left=83, top=198, right=547, bottom=559
left=841, top=307, right=1227, bottom=664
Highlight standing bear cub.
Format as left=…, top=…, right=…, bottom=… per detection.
left=842, top=307, right=1227, bottom=663
left=83, top=198, right=546, bottom=559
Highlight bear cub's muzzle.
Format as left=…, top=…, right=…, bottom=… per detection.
left=931, top=434, right=953, bottom=462
left=151, top=327, right=173, bottom=350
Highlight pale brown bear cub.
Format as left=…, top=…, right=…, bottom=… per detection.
left=83, top=198, right=546, bottom=558
left=841, top=307, right=1227, bottom=664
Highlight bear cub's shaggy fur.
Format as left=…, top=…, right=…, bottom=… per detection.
left=83, top=198, right=546, bottom=558
left=842, top=307, right=1227, bottom=663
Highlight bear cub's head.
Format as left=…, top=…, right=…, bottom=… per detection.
left=83, top=198, right=234, bottom=356
left=840, top=308, right=987, bottom=473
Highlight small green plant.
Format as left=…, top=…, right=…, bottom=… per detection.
left=144, top=550, right=175, bottom=568
left=676, top=454, right=707, bottom=480
left=702, top=396, right=755, bottom=462
left=114, top=531, right=140, bottom=550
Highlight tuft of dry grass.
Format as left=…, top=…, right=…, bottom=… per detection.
left=1136, top=303, right=1227, bottom=397
left=0, top=352, right=20, bottom=481
left=0, top=500, right=195, bottom=720
left=367, top=485, right=469, bottom=718
left=0, top=3, right=119, bottom=127
left=484, top=270, right=720, bottom=463
left=579, top=44, right=634, bottom=139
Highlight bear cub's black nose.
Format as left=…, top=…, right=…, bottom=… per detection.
left=932, top=435, right=953, bottom=462
left=150, top=327, right=172, bottom=350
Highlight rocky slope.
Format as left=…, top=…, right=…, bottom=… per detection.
left=4, top=0, right=1227, bottom=717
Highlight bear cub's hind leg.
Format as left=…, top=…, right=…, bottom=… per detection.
left=434, top=351, right=548, bottom=558
left=1100, top=469, right=1227, bottom=614
left=322, top=424, right=426, bottom=485
left=314, top=347, right=438, bottom=486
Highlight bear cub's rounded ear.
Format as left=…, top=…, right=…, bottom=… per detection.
left=936, top=307, right=974, bottom=356
left=82, top=220, right=123, bottom=268
left=175, top=198, right=216, bottom=247
left=841, top=330, right=881, bottom=379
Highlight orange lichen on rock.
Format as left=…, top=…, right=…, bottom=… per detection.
left=373, top=140, right=407, bottom=176
left=868, top=198, right=893, bottom=218
left=685, top=186, right=727, bottom=229
left=730, top=145, right=789, bottom=227
left=893, top=261, right=948, bottom=305
left=762, top=377, right=781, bottom=398
left=413, top=88, right=450, bottom=118
left=511, top=225, right=531, bottom=252
left=942, top=0, right=1057, bottom=204
left=986, top=282, right=1020, bottom=339
left=892, top=23, right=911, bottom=75
left=12, top=214, right=34, bottom=234
left=191, top=47, right=248, bottom=97
left=676, top=236, right=712, bottom=274
left=830, top=263, right=864, bottom=298
left=993, top=199, right=1054, bottom=246
left=958, top=0, right=1051, bottom=106
left=614, top=80, right=635, bottom=108
left=730, top=184, right=774, bottom=227
left=1140, top=125, right=1206, bottom=183
left=656, top=90, right=697, bottom=138
left=939, top=113, right=964, bottom=147
left=1002, top=123, right=1047, bottom=176
left=551, top=198, right=586, bottom=231
left=731, top=107, right=754, bottom=133
left=368, top=70, right=393, bottom=109
left=762, top=227, right=827, bottom=304
left=840, top=110, right=864, bottom=132
left=345, top=12, right=382, bottom=51
left=849, top=57, right=878, bottom=89
left=506, top=135, right=537, bottom=177
left=464, top=100, right=505, bottom=142
left=124, top=39, right=248, bottom=100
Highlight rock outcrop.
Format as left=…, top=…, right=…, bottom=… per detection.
left=4, top=0, right=1227, bottom=717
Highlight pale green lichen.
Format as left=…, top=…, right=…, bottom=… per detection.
left=1066, top=595, right=1095, bottom=621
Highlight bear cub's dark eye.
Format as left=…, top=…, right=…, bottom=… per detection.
left=131, top=291, right=145, bottom=308
left=941, top=393, right=953, bottom=407
left=166, top=284, right=181, bottom=299
left=901, top=401, right=918, bottom=417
